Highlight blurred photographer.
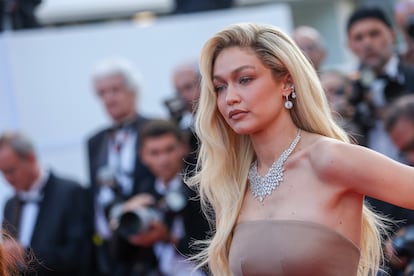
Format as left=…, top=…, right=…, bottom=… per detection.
left=164, top=60, right=201, bottom=163
left=166, top=60, right=200, bottom=129
left=383, top=94, right=414, bottom=275
left=320, top=69, right=364, bottom=144
left=346, top=6, right=414, bottom=158
left=111, top=119, right=209, bottom=276
left=87, top=57, right=154, bottom=275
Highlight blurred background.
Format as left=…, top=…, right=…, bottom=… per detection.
left=0, top=0, right=398, bottom=216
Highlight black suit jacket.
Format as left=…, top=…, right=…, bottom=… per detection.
left=86, top=114, right=156, bottom=275
left=87, top=114, right=153, bottom=200
left=139, top=175, right=210, bottom=257
left=3, top=172, right=91, bottom=276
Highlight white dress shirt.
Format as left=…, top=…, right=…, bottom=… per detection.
left=367, top=55, right=402, bottom=161
left=16, top=169, right=49, bottom=248
left=95, top=127, right=138, bottom=239
left=108, top=127, right=137, bottom=195
left=153, top=175, right=205, bottom=276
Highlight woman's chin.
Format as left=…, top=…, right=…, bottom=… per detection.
left=231, top=126, right=255, bottom=135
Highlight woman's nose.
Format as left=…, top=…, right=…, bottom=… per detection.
left=225, top=85, right=240, bottom=105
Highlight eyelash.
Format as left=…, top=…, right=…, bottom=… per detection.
left=239, top=76, right=252, bottom=85
left=214, top=84, right=226, bottom=93
left=214, top=76, right=253, bottom=92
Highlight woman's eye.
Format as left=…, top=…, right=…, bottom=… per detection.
left=239, top=77, right=252, bottom=84
left=214, top=84, right=226, bottom=93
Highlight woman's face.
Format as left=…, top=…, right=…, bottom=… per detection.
left=213, top=46, right=287, bottom=135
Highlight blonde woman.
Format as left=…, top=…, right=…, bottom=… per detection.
left=188, top=22, right=414, bottom=276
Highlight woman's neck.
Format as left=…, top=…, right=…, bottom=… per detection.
left=250, top=120, right=299, bottom=171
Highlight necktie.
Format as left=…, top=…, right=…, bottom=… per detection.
left=13, top=194, right=44, bottom=239
left=12, top=198, right=25, bottom=238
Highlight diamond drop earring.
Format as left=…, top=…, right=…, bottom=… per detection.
left=291, top=85, right=296, bottom=99
left=284, top=95, right=293, bottom=109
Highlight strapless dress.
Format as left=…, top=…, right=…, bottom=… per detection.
left=229, top=220, right=360, bottom=276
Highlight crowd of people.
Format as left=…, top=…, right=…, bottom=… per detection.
left=0, top=56, right=209, bottom=276
left=3, top=2, right=414, bottom=276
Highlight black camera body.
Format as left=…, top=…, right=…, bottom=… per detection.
left=116, top=207, right=162, bottom=239
left=111, top=190, right=187, bottom=240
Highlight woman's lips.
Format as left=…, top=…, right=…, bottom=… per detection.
left=229, top=109, right=247, bottom=119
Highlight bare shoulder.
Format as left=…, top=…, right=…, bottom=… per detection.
left=297, top=132, right=414, bottom=208
left=303, top=133, right=348, bottom=160
left=304, top=134, right=358, bottom=181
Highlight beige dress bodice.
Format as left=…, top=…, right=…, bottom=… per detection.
left=229, top=220, right=360, bottom=276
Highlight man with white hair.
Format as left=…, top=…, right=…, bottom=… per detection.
left=170, top=60, right=201, bottom=129
left=292, top=25, right=326, bottom=73
left=165, top=60, right=201, bottom=164
left=86, top=57, right=155, bottom=276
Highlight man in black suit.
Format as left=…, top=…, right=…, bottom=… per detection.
left=165, top=60, right=202, bottom=166
left=0, top=131, right=90, bottom=276
left=115, top=119, right=209, bottom=275
left=87, top=57, right=153, bottom=275
left=346, top=6, right=414, bottom=157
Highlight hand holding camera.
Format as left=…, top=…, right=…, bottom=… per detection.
left=109, top=193, right=161, bottom=239
left=127, top=220, right=170, bottom=247
left=109, top=190, right=187, bottom=247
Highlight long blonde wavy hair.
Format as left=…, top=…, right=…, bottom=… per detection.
left=188, top=23, right=385, bottom=276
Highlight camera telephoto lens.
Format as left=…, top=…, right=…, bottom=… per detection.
left=117, top=212, right=144, bottom=238
left=116, top=208, right=161, bottom=239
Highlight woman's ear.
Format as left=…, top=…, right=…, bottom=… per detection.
left=286, top=74, right=293, bottom=86
left=282, top=74, right=294, bottom=95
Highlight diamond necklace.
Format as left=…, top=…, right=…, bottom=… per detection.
left=248, top=129, right=302, bottom=202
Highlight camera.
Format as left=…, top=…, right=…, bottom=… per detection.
left=164, top=97, right=186, bottom=125
left=110, top=190, right=187, bottom=240
left=116, top=207, right=162, bottom=239
left=392, top=225, right=414, bottom=275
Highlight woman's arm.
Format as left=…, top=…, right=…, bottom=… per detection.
left=316, top=139, right=414, bottom=210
